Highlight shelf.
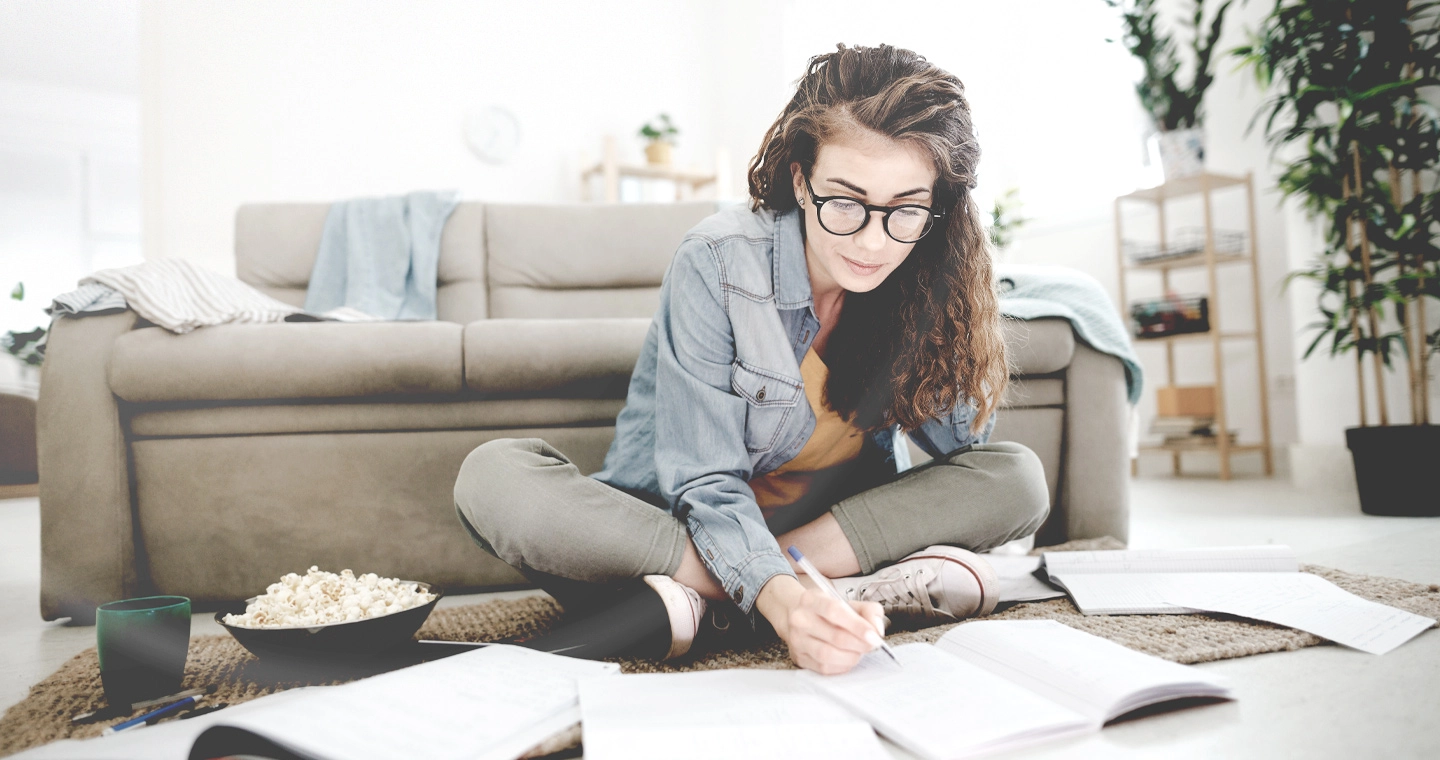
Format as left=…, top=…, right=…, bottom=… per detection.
left=580, top=162, right=716, bottom=185
left=1140, top=442, right=1268, bottom=453
left=1119, top=172, right=1248, bottom=202
left=1133, top=331, right=1255, bottom=344
left=1123, top=249, right=1250, bottom=271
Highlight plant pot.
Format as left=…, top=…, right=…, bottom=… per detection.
left=1154, top=127, right=1206, bottom=180
left=644, top=141, right=672, bottom=166
left=1345, top=425, right=1440, bottom=517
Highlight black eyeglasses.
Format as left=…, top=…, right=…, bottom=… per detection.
left=803, top=174, right=944, bottom=243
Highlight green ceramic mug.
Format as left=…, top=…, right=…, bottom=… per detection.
left=95, top=596, right=191, bottom=705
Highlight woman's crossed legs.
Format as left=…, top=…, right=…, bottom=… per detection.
left=452, top=436, right=1048, bottom=658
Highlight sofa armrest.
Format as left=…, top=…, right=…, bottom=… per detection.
left=463, top=318, right=652, bottom=395
left=1047, top=340, right=1130, bottom=545
left=37, top=310, right=141, bottom=623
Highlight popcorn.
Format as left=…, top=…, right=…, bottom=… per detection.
left=222, top=566, right=436, bottom=629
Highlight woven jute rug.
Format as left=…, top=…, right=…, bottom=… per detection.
left=4, top=536, right=1438, bottom=758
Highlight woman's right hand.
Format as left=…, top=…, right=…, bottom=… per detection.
left=757, top=574, right=887, bottom=675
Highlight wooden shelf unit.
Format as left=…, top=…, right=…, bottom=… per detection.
left=580, top=135, right=717, bottom=202
left=1115, top=170, right=1274, bottom=479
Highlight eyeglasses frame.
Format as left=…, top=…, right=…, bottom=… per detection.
left=802, top=173, right=945, bottom=243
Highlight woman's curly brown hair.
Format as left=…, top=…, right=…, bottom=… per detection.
left=746, top=42, right=1008, bottom=437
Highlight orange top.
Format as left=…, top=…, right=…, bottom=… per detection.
left=747, top=347, right=866, bottom=518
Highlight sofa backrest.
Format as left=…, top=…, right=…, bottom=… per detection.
left=235, top=200, right=722, bottom=324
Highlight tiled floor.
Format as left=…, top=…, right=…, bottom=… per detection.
left=3, top=474, right=1437, bottom=758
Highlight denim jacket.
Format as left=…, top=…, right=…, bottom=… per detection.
left=589, top=202, right=995, bottom=626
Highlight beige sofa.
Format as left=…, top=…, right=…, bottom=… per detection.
left=37, top=200, right=1130, bottom=624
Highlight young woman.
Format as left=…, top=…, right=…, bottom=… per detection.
left=454, top=43, right=1048, bottom=675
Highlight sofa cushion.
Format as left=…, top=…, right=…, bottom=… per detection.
left=485, top=201, right=717, bottom=318
left=1003, top=317, right=1075, bottom=375
left=463, top=318, right=651, bottom=394
left=109, top=321, right=463, bottom=402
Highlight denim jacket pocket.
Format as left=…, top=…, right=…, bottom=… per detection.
left=730, top=360, right=802, bottom=454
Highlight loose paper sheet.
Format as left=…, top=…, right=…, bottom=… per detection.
left=580, top=669, right=887, bottom=760
left=1158, top=572, right=1436, bottom=655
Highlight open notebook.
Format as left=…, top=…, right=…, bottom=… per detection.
left=1041, top=545, right=1300, bottom=615
left=577, top=620, right=1230, bottom=760
left=800, top=620, right=1232, bottom=760
left=13, top=644, right=618, bottom=760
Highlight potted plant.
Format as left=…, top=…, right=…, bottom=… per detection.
left=1235, top=0, right=1439, bottom=516
left=988, top=187, right=1032, bottom=255
left=1105, top=0, right=1236, bottom=179
left=638, top=113, right=678, bottom=166
left=3, top=282, right=46, bottom=371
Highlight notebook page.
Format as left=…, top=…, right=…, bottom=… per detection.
left=1043, top=546, right=1298, bottom=577
left=580, top=669, right=887, bottom=760
left=1159, top=572, right=1437, bottom=655
left=1051, top=573, right=1208, bottom=615
left=219, top=644, right=619, bottom=760
left=801, top=642, right=1093, bottom=760
left=934, top=620, right=1231, bottom=722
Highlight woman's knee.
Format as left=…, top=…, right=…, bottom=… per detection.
left=970, top=441, right=1051, bottom=534
left=453, top=437, right=556, bottom=562
left=925, top=441, right=1050, bottom=546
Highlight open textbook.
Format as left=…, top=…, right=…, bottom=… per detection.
left=1041, top=546, right=1436, bottom=655
left=581, top=620, right=1230, bottom=760
left=12, top=644, right=618, bottom=760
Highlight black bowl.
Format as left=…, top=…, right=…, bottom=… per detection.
left=216, top=582, right=443, bottom=660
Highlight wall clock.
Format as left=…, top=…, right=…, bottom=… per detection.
left=463, top=106, right=521, bottom=165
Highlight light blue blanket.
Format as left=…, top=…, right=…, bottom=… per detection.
left=996, top=263, right=1144, bottom=404
left=304, top=190, right=461, bottom=320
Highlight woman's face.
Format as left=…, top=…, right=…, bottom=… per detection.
left=791, top=131, right=938, bottom=297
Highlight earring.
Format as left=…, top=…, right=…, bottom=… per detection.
left=797, top=197, right=804, bottom=206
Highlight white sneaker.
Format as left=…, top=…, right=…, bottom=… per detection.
left=831, top=545, right=998, bottom=624
left=643, top=575, right=707, bottom=659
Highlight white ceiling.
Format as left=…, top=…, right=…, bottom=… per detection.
left=0, top=0, right=138, bottom=95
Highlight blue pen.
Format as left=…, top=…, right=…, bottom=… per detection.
left=787, top=545, right=901, bottom=667
left=101, top=695, right=203, bottom=735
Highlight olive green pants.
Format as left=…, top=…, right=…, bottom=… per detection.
left=453, top=436, right=1049, bottom=622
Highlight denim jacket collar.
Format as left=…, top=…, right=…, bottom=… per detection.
left=772, top=207, right=814, bottom=312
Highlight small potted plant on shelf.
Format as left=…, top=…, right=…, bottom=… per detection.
left=1235, top=0, right=1439, bottom=516
left=638, top=113, right=679, bottom=167
left=1104, top=0, right=1235, bottom=180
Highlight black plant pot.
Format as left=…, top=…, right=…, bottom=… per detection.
left=1345, top=425, right=1440, bottom=516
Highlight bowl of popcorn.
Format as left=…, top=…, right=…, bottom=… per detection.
left=217, top=566, right=442, bottom=660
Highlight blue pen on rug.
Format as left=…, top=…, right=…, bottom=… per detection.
left=786, top=545, right=902, bottom=667
left=101, top=696, right=203, bottom=735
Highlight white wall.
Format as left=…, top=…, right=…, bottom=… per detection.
left=140, top=0, right=745, bottom=274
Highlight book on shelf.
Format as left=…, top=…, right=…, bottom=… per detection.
left=1122, top=227, right=1245, bottom=265
left=1160, top=431, right=1238, bottom=446
left=1148, top=416, right=1214, bottom=436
